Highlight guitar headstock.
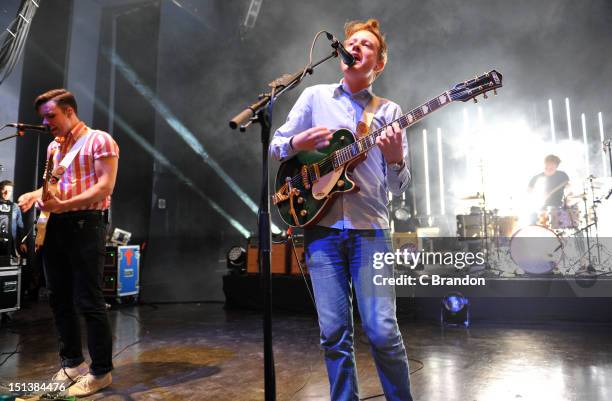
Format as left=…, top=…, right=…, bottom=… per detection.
left=450, top=70, right=503, bottom=102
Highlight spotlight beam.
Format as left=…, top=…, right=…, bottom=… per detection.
left=423, top=129, right=431, bottom=216
left=548, top=99, right=556, bottom=144
left=106, top=50, right=281, bottom=233
left=565, top=98, right=573, bottom=141
left=599, top=112, right=607, bottom=176
left=81, top=84, right=252, bottom=238
left=581, top=113, right=589, bottom=177
left=437, top=128, right=445, bottom=215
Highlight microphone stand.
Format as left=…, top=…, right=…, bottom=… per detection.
left=0, top=125, right=26, bottom=143
left=229, top=49, right=339, bottom=401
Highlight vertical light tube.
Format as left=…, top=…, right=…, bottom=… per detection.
left=566, top=97, right=573, bottom=141
left=423, top=129, right=431, bottom=216
left=463, top=108, right=470, bottom=176
left=599, top=112, right=607, bottom=176
left=548, top=99, right=556, bottom=144
left=581, top=113, right=589, bottom=176
left=437, top=128, right=445, bottom=215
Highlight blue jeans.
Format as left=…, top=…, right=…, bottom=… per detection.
left=305, top=226, right=413, bottom=401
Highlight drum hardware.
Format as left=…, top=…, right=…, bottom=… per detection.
left=582, top=176, right=603, bottom=271
left=460, top=193, right=484, bottom=200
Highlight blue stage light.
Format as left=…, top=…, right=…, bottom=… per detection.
left=441, top=292, right=470, bottom=328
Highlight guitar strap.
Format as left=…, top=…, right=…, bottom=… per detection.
left=51, top=130, right=92, bottom=181
left=356, top=95, right=382, bottom=138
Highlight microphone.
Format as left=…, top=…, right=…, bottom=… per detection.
left=6, top=123, right=50, bottom=133
left=325, top=32, right=355, bottom=67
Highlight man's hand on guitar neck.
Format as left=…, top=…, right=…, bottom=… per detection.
left=291, top=126, right=333, bottom=151
left=17, top=188, right=42, bottom=213
left=376, top=121, right=404, bottom=165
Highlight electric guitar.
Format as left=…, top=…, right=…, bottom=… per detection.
left=35, top=150, right=59, bottom=250
left=273, top=70, right=503, bottom=228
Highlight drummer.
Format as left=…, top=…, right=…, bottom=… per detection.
left=527, top=154, right=570, bottom=209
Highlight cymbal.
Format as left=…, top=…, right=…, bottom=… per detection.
left=460, top=193, right=484, bottom=200
left=566, top=193, right=588, bottom=199
left=590, top=177, right=612, bottom=188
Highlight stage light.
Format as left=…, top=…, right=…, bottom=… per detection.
left=226, top=246, right=247, bottom=274
left=243, top=0, right=263, bottom=29
left=437, top=128, right=445, bottom=215
left=441, top=292, right=470, bottom=328
left=581, top=113, right=590, bottom=176
left=463, top=108, right=471, bottom=175
left=394, top=204, right=411, bottom=221
left=423, top=129, right=431, bottom=216
left=548, top=99, right=556, bottom=144
left=566, top=98, right=573, bottom=140
left=599, top=112, right=607, bottom=176
left=110, top=228, right=132, bottom=246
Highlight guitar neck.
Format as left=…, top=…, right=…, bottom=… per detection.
left=332, top=91, right=453, bottom=168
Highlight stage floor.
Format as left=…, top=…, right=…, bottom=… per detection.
left=1, top=301, right=611, bottom=400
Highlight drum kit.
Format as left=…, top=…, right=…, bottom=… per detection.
left=456, top=176, right=612, bottom=275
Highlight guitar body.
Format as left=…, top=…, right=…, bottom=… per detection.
left=35, top=211, right=50, bottom=250
left=274, top=129, right=364, bottom=228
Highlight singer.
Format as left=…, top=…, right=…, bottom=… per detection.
left=17, top=89, right=119, bottom=397
left=270, top=19, right=413, bottom=401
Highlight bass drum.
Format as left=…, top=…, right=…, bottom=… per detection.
left=510, top=225, right=563, bottom=274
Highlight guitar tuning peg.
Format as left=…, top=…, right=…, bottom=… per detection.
left=483, top=93, right=488, bottom=99
left=473, top=98, right=478, bottom=103
left=493, top=89, right=497, bottom=95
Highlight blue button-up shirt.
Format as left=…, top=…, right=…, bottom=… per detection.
left=270, top=81, right=411, bottom=230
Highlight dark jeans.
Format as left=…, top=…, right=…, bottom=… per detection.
left=42, top=210, right=113, bottom=376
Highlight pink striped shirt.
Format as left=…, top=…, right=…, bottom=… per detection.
left=47, top=121, right=119, bottom=211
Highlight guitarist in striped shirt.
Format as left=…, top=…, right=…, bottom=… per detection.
left=18, top=89, right=119, bottom=397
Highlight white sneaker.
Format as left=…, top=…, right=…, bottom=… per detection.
left=51, top=361, right=89, bottom=386
left=67, top=372, right=112, bottom=397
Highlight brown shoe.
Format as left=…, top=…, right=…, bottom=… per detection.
left=67, top=372, right=112, bottom=397
left=51, top=362, right=89, bottom=387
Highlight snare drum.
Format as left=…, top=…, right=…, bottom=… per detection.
left=549, top=206, right=580, bottom=229
left=510, top=225, right=563, bottom=274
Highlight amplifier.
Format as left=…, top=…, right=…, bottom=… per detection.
left=0, top=268, right=21, bottom=313
left=103, top=246, right=118, bottom=296
left=456, top=214, right=486, bottom=240
left=247, top=240, right=289, bottom=274
left=247, top=236, right=309, bottom=275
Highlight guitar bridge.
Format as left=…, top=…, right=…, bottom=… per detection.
left=272, top=182, right=289, bottom=205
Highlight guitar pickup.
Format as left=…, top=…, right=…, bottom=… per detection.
left=302, top=164, right=320, bottom=189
